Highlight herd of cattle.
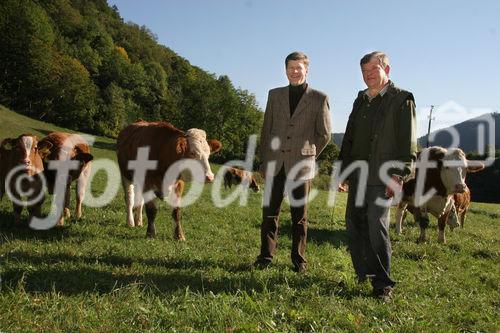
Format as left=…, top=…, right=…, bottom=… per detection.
left=0, top=120, right=485, bottom=244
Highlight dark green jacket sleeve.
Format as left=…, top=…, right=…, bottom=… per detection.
left=389, top=94, right=417, bottom=180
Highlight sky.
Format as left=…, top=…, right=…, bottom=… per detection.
left=108, top=0, right=500, bottom=136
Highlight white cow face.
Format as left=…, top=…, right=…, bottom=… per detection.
left=185, top=129, right=221, bottom=182
left=440, top=148, right=484, bottom=195
left=440, top=148, right=467, bottom=194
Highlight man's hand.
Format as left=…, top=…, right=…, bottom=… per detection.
left=338, top=181, right=349, bottom=192
left=385, top=175, right=403, bottom=198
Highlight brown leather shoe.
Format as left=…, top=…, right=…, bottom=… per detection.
left=373, top=286, right=393, bottom=302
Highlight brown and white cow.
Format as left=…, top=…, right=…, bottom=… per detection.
left=223, top=167, right=260, bottom=192
left=39, top=132, right=93, bottom=226
left=117, top=120, right=221, bottom=240
left=395, top=146, right=484, bottom=243
left=0, top=134, right=52, bottom=224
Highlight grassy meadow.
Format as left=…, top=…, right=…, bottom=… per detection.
left=0, top=106, right=499, bottom=332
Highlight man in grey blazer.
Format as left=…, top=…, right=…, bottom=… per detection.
left=255, top=51, right=332, bottom=273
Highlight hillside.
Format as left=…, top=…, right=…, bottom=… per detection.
left=0, top=0, right=262, bottom=161
left=0, top=104, right=116, bottom=160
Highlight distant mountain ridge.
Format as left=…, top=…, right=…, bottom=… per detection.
left=418, top=112, right=500, bottom=152
left=331, top=113, right=499, bottom=153
left=332, top=133, right=344, bottom=147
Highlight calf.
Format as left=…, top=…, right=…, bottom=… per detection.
left=223, top=167, right=260, bottom=192
left=117, top=120, right=221, bottom=240
left=0, top=134, right=52, bottom=224
left=395, top=147, right=484, bottom=243
left=39, top=132, right=93, bottom=226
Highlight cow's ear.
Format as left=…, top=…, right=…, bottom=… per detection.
left=37, top=140, right=53, bottom=159
left=208, top=139, right=222, bottom=154
left=77, top=152, right=93, bottom=163
left=466, top=160, right=485, bottom=173
left=1, top=138, right=13, bottom=151
left=176, top=136, right=188, bottom=155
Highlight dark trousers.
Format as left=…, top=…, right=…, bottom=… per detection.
left=257, top=167, right=310, bottom=267
left=345, top=182, right=396, bottom=290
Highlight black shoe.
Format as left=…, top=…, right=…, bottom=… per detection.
left=253, top=259, right=271, bottom=269
left=373, top=286, right=394, bottom=302
left=294, top=263, right=307, bottom=274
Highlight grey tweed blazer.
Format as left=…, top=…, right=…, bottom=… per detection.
left=260, top=85, right=332, bottom=180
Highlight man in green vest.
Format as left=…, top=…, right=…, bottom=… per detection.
left=339, top=51, right=417, bottom=301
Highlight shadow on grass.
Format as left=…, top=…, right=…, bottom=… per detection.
left=0, top=222, right=70, bottom=243
left=1, top=251, right=358, bottom=299
left=279, top=221, right=348, bottom=248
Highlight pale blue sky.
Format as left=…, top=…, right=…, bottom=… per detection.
left=108, top=0, right=500, bottom=136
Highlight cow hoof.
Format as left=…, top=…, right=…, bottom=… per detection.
left=57, top=218, right=65, bottom=226
left=136, top=220, right=143, bottom=227
left=64, top=208, right=71, bottom=219
left=175, top=235, right=186, bottom=241
left=146, top=232, right=156, bottom=239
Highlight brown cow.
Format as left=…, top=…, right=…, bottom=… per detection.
left=223, top=167, right=260, bottom=192
left=395, top=146, right=484, bottom=243
left=452, top=185, right=471, bottom=229
left=0, top=134, right=52, bottom=224
left=39, top=132, right=93, bottom=226
left=117, top=120, right=221, bottom=240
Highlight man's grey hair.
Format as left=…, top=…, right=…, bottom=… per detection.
left=360, top=51, right=390, bottom=69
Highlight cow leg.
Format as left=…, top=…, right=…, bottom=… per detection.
left=27, top=185, right=45, bottom=223
left=170, top=180, right=185, bottom=241
left=460, top=209, right=467, bottom=228
left=122, top=177, right=135, bottom=227
left=416, top=209, right=429, bottom=243
left=395, top=202, right=408, bottom=235
left=58, top=183, right=71, bottom=226
left=13, top=202, right=23, bottom=225
left=145, top=200, right=157, bottom=238
left=438, top=216, right=446, bottom=244
left=133, top=190, right=144, bottom=227
left=75, top=163, right=91, bottom=220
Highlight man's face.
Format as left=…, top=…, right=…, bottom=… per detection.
left=361, top=57, right=389, bottom=90
left=286, top=60, right=308, bottom=86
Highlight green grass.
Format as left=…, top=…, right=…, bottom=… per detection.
left=1, top=106, right=499, bottom=332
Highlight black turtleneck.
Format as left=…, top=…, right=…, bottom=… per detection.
left=289, top=82, right=307, bottom=117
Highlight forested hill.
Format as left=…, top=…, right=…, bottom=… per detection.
left=0, top=0, right=263, bottom=161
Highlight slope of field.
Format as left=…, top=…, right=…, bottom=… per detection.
left=0, top=106, right=499, bottom=332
